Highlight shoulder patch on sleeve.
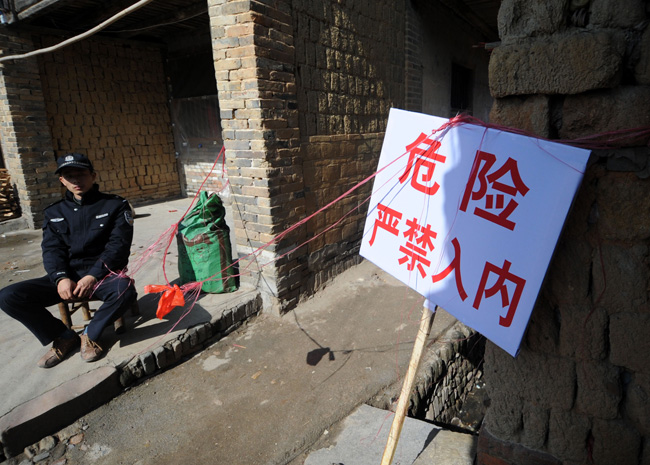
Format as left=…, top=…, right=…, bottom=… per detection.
left=124, top=210, right=134, bottom=226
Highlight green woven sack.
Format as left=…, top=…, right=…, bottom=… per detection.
left=177, top=192, right=237, bottom=293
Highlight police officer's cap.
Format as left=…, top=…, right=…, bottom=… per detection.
left=55, top=153, right=94, bottom=174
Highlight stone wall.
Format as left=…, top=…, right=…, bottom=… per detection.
left=422, top=338, right=484, bottom=427
left=481, top=1, right=650, bottom=464
left=370, top=320, right=486, bottom=430
left=38, top=36, right=181, bottom=205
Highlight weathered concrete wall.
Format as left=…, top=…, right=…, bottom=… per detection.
left=481, top=1, right=650, bottom=464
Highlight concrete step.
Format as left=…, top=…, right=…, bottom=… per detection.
left=0, top=287, right=261, bottom=458
left=304, top=404, right=476, bottom=465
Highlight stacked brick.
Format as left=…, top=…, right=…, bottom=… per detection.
left=293, top=0, right=405, bottom=137
left=0, top=169, right=19, bottom=221
left=38, top=36, right=181, bottom=205
left=180, top=161, right=228, bottom=196
left=480, top=1, right=650, bottom=464
left=171, top=95, right=225, bottom=196
left=0, top=29, right=58, bottom=228
left=291, top=1, right=406, bottom=297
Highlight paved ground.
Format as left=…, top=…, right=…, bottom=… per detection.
left=0, top=197, right=479, bottom=464
left=0, top=198, right=257, bottom=421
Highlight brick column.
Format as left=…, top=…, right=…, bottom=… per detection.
left=0, top=30, right=57, bottom=228
left=209, top=0, right=306, bottom=313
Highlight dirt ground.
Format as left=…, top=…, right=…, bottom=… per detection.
left=3, top=257, right=462, bottom=465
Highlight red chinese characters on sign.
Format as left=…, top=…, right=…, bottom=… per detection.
left=432, top=238, right=527, bottom=328
left=398, top=217, right=437, bottom=278
left=460, top=151, right=529, bottom=230
left=431, top=238, right=468, bottom=301
left=368, top=203, right=527, bottom=327
left=369, top=203, right=402, bottom=246
left=473, top=260, right=526, bottom=328
left=399, top=133, right=447, bottom=196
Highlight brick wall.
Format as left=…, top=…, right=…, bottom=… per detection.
left=38, top=36, right=181, bottom=205
left=209, top=0, right=407, bottom=311
left=301, top=133, right=383, bottom=291
left=291, top=0, right=406, bottom=298
left=179, top=158, right=227, bottom=196
left=0, top=29, right=57, bottom=228
left=481, top=1, right=650, bottom=464
left=293, top=0, right=405, bottom=137
left=404, top=1, right=423, bottom=113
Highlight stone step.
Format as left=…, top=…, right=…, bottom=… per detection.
left=304, top=404, right=476, bottom=465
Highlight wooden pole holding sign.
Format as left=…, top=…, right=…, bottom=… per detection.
left=380, top=305, right=435, bottom=465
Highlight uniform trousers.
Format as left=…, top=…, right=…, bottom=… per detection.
left=0, top=271, right=136, bottom=345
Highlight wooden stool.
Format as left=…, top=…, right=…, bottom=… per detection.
left=57, top=297, right=139, bottom=334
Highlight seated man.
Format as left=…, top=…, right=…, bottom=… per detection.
left=0, top=153, right=136, bottom=368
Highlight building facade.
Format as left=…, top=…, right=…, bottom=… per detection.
left=3, top=0, right=648, bottom=463
left=0, top=0, right=495, bottom=313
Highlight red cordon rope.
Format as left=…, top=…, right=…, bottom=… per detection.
left=449, top=114, right=650, bottom=150
left=93, top=147, right=228, bottom=323
left=126, top=115, right=649, bottom=323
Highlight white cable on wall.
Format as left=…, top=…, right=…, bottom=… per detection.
left=0, top=0, right=156, bottom=63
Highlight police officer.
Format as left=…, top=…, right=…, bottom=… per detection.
left=0, top=153, right=136, bottom=368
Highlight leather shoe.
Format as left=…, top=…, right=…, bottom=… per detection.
left=80, top=334, right=103, bottom=362
left=37, top=334, right=81, bottom=368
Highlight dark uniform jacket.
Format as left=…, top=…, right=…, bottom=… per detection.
left=42, top=184, right=134, bottom=284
